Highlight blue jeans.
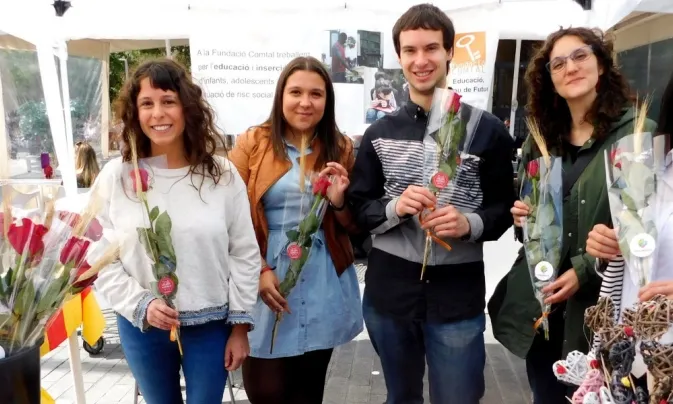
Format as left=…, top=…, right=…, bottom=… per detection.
left=366, top=109, right=386, bottom=123
left=118, top=315, right=231, bottom=404
left=363, top=294, right=486, bottom=404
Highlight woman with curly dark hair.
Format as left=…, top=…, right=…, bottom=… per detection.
left=93, top=58, right=261, bottom=403
left=488, top=27, right=657, bottom=403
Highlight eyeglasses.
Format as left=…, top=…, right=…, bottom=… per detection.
left=546, top=45, right=593, bottom=74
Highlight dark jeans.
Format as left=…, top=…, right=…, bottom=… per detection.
left=118, top=315, right=231, bottom=404
left=242, top=348, right=333, bottom=404
left=363, top=293, right=486, bottom=404
left=525, top=307, right=573, bottom=404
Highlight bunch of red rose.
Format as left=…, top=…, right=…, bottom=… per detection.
left=0, top=208, right=107, bottom=352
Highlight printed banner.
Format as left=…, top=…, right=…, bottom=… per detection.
left=190, top=27, right=406, bottom=138
left=448, top=30, right=499, bottom=111
left=190, top=28, right=319, bottom=136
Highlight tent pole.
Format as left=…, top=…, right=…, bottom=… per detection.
left=165, top=39, right=172, bottom=59
left=509, top=39, right=522, bottom=139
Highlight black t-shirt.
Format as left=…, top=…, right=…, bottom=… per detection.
left=564, top=141, right=582, bottom=164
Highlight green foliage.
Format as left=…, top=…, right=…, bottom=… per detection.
left=1, top=49, right=102, bottom=154
left=109, top=46, right=191, bottom=106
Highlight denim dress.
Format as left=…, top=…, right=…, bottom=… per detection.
left=248, top=142, right=364, bottom=359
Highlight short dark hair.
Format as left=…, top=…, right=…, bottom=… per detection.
left=339, top=32, right=348, bottom=41
left=392, top=4, right=455, bottom=57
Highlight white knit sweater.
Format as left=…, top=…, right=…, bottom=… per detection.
left=93, top=156, right=261, bottom=330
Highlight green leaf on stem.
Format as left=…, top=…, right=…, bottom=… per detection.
left=525, top=241, right=543, bottom=266
left=36, top=275, right=65, bottom=314
left=619, top=189, right=640, bottom=211
left=439, top=162, right=453, bottom=178
left=138, top=228, right=158, bottom=260
left=14, top=280, right=36, bottom=316
left=299, top=214, right=320, bottom=236
left=149, top=206, right=160, bottom=223
left=152, top=261, right=169, bottom=278
left=0, top=271, right=9, bottom=298
left=286, top=230, right=300, bottom=242
left=536, top=204, right=555, bottom=228
left=300, top=237, right=313, bottom=249
left=437, top=128, right=449, bottom=149
left=154, top=212, right=176, bottom=261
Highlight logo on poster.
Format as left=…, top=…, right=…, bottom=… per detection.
left=453, top=32, right=486, bottom=66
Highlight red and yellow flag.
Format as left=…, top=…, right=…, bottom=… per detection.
left=40, top=287, right=105, bottom=355
left=40, top=287, right=106, bottom=403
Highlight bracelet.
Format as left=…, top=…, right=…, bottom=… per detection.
left=330, top=201, right=346, bottom=211
left=261, top=266, right=273, bottom=274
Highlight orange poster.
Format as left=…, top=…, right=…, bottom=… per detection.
left=453, top=32, right=487, bottom=66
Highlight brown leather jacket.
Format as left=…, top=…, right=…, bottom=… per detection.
left=228, top=125, right=357, bottom=276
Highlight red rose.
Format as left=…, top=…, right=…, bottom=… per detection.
left=589, top=359, right=599, bottom=369
left=130, top=168, right=149, bottom=193
left=624, top=326, right=634, bottom=338
left=444, top=92, right=462, bottom=114
left=313, top=176, right=332, bottom=197
left=57, top=211, right=104, bottom=242
left=71, top=261, right=97, bottom=291
left=610, top=148, right=622, bottom=169
left=43, top=165, right=54, bottom=179
left=527, top=160, right=540, bottom=178
left=8, top=218, right=48, bottom=257
left=60, top=237, right=91, bottom=267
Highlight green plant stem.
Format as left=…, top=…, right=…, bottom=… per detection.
left=140, top=195, right=159, bottom=263
left=532, top=178, right=537, bottom=205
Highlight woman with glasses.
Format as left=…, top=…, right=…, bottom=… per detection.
left=488, top=27, right=656, bottom=403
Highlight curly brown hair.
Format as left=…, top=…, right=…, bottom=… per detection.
left=525, top=27, right=631, bottom=151
left=114, top=58, right=225, bottom=188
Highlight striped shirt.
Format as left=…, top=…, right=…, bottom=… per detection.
left=348, top=99, right=516, bottom=322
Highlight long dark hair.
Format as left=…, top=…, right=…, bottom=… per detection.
left=115, top=58, right=224, bottom=188
left=525, top=27, right=631, bottom=151
left=263, top=56, right=345, bottom=170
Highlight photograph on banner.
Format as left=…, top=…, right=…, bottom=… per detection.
left=321, top=29, right=407, bottom=127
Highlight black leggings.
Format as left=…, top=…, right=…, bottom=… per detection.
left=242, top=349, right=333, bottom=404
left=525, top=306, right=575, bottom=404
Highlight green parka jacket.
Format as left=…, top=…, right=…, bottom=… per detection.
left=488, top=106, right=658, bottom=359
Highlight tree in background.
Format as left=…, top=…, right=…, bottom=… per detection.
left=109, top=46, right=191, bottom=105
